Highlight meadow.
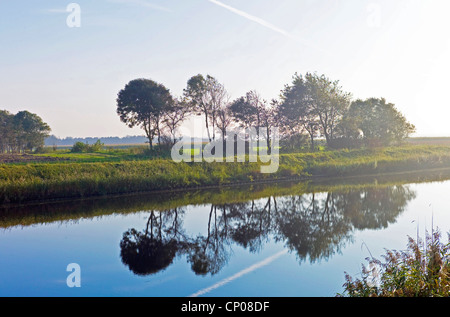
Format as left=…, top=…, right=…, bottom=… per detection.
left=3, top=143, right=450, bottom=204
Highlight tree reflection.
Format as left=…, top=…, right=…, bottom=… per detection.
left=336, top=186, right=416, bottom=230
left=227, top=199, right=273, bottom=253
left=120, top=184, right=416, bottom=276
left=186, top=205, right=231, bottom=276
left=120, top=208, right=186, bottom=276
left=274, top=192, right=353, bottom=263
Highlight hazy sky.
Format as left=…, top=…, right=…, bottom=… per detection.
left=1, top=0, right=450, bottom=138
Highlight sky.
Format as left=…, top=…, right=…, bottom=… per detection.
left=1, top=0, right=450, bottom=138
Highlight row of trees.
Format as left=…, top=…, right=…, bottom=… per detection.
left=116, top=72, right=416, bottom=152
left=0, top=110, right=51, bottom=153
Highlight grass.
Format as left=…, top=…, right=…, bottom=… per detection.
left=4, top=167, right=450, bottom=229
left=3, top=144, right=450, bottom=204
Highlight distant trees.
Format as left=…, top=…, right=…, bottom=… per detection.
left=45, top=135, right=149, bottom=147
left=0, top=110, right=51, bottom=153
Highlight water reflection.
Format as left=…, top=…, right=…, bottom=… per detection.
left=120, top=208, right=186, bottom=276
left=119, top=185, right=416, bottom=276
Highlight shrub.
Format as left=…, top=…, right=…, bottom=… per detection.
left=71, top=142, right=89, bottom=153
left=71, top=140, right=104, bottom=153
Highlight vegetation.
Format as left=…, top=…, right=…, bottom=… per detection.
left=0, top=71, right=431, bottom=205
left=2, top=145, right=450, bottom=204
left=113, top=72, right=415, bottom=154
left=0, top=110, right=51, bottom=153
left=277, top=73, right=415, bottom=150
left=339, top=98, right=416, bottom=147
left=1, top=71, right=416, bottom=156
left=340, top=229, right=450, bottom=297
left=116, top=78, right=175, bottom=150
left=184, top=74, right=229, bottom=143
left=71, top=140, right=104, bottom=153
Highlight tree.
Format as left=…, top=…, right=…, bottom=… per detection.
left=116, top=78, right=174, bottom=150
left=13, top=111, right=51, bottom=152
left=162, top=97, right=190, bottom=145
left=278, top=74, right=320, bottom=151
left=184, top=74, right=228, bottom=142
left=344, top=98, right=416, bottom=146
left=230, top=91, right=263, bottom=130
left=305, top=72, right=352, bottom=146
left=278, top=72, right=352, bottom=150
left=0, top=110, right=50, bottom=153
left=0, top=110, right=14, bottom=153
left=215, top=102, right=233, bottom=144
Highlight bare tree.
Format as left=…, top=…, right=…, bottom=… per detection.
left=184, top=74, right=228, bottom=142
left=215, top=98, right=233, bottom=144
left=162, top=97, right=190, bottom=145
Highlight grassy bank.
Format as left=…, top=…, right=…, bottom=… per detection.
left=2, top=145, right=450, bottom=204
left=4, top=167, right=450, bottom=229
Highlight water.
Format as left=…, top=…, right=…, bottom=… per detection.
left=1, top=169, right=450, bottom=297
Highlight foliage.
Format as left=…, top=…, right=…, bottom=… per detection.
left=112, top=73, right=415, bottom=155
left=339, top=98, right=416, bottom=147
left=71, top=140, right=104, bottom=153
left=184, top=74, right=228, bottom=142
left=162, top=98, right=190, bottom=145
left=116, top=78, right=174, bottom=150
left=277, top=72, right=352, bottom=150
left=278, top=73, right=319, bottom=152
left=340, top=229, right=450, bottom=297
left=0, top=110, right=51, bottom=153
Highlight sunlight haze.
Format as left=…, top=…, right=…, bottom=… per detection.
left=1, top=0, right=449, bottom=138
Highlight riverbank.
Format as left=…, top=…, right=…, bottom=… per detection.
left=2, top=145, right=450, bottom=204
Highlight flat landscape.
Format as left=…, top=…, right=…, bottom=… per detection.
left=3, top=0, right=450, bottom=300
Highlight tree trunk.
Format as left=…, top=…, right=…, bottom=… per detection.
left=204, top=111, right=212, bottom=142
left=266, top=128, right=271, bottom=155
left=310, top=133, right=315, bottom=152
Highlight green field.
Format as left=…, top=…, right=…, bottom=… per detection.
left=3, top=144, right=450, bottom=204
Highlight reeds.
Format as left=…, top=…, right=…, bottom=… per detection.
left=340, top=229, right=450, bottom=297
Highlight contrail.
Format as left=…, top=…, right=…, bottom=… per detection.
left=108, top=0, right=171, bottom=12
left=207, top=0, right=329, bottom=55
left=189, top=250, right=288, bottom=297
left=208, top=0, right=293, bottom=39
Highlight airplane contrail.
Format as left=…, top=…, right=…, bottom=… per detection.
left=208, top=0, right=294, bottom=39
left=189, top=250, right=288, bottom=297
left=207, top=0, right=329, bottom=55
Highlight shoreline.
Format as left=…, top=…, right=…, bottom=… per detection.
left=3, top=163, right=450, bottom=209
left=2, top=145, right=450, bottom=205
left=2, top=165, right=450, bottom=229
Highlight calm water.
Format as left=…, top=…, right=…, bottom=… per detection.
left=1, top=170, right=450, bottom=297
